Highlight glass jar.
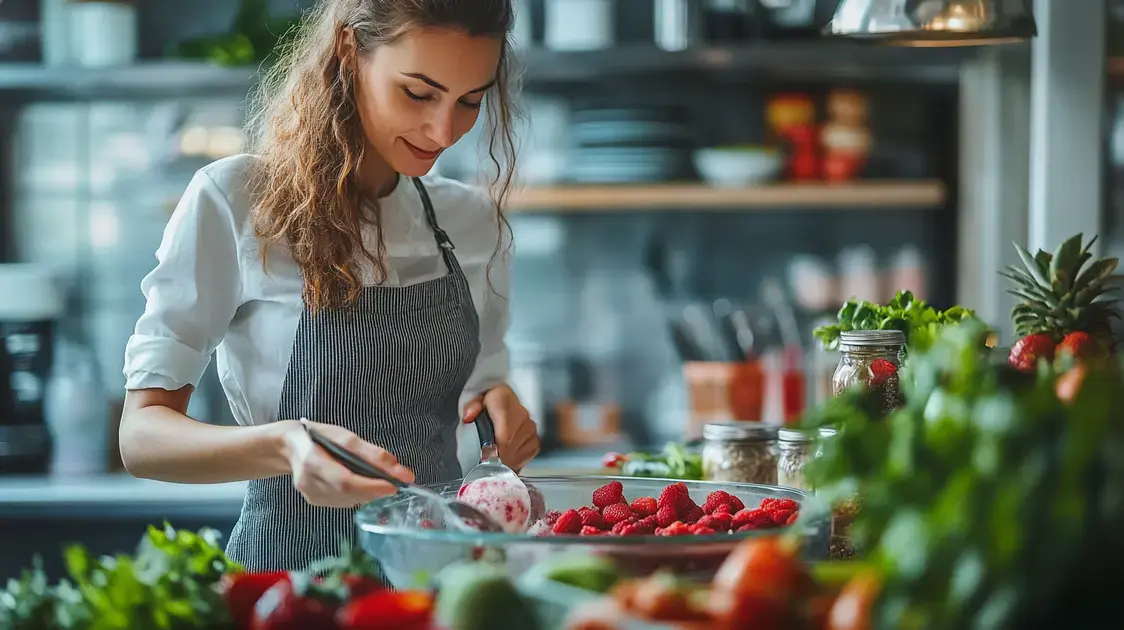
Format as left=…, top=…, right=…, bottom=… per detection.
left=701, top=421, right=778, bottom=485
left=831, top=330, right=907, bottom=415
left=776, top=428, right=814, bottom=491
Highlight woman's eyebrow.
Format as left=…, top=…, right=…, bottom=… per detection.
left=401, top=72, right=496, bottom=94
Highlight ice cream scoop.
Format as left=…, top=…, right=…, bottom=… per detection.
left=457, top=409, right=532, bottom=533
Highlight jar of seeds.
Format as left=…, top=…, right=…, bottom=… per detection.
left=776, top=428, right=815, bottom=491
left=701, top=421, right=778, bottom=485
left=832, top=330, right=907, bottom=415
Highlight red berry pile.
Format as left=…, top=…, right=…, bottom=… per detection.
left=542, top=481, right=801, bottom=537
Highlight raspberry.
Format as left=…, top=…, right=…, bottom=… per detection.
left=580, top=509, right=606, bottom=530
left=580, top=525, right=603, bottom=536
left=785, top=512, right=799, bottom=526
left=656, top=521, right=691, bottom=536
left=657, top=483, right=691, bottom=511
left=682, top=503, right=704, bottom=524
left=689, top=524, right=716, bottom=536
left=615, top=523, right=643, bottom=537
left=656, top=504, right=678, bottom=528
left=545, top=510, right=562, bottom=526
left=592, top=481, right=625, bottom=509
left=871, top=358, right=897, bottom=385
left=771, top=509, right=795, bottom=526
left=733, top=509, right=774, bottom=530
left=630, top=496, right=658, bottom=517
left=551, top=509, right=583, bottom=535
left=602, top=503, right=634, bottom=526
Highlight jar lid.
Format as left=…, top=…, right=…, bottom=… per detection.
left=839, top=329, right=906, bottom=347
left=778, top=428, right=814, bottom=443
left=702, top=421, right=778, bottom=442
left=818, top=427, right=839, bottom=438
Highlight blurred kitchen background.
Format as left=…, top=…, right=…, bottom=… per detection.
left=0, top=0, right=1121, bottom=578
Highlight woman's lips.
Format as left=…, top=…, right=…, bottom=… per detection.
left=404, top=140, right=441, bottom=161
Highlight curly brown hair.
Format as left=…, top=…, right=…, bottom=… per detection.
left=247, top=0, right=519, bottom=313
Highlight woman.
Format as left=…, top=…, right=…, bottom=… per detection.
left=118, top=0, right=539, bottom=572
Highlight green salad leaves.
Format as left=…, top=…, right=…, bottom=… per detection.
left=813, top=290, right=977, bottom=352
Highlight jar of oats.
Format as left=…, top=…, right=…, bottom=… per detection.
left=776, top=428, right=815, bottom=491
left=832, top=329, right=907, bottom=415
left=701, top=422, right=778, bottom=485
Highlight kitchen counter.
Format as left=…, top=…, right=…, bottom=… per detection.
left=0, top=451, right=606, bottom=517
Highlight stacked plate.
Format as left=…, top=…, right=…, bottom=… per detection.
left=565, top=108, right=695, bottom=184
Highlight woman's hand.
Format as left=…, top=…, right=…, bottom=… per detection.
left=463, top=385, right=541, bottom=472
left=281, top=419, right=415, bottom=508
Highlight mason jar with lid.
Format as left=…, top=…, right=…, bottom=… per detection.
left=701, top=421, right=778, bottom=485
left=831, top=329, right=907, bottom=414
left=776, top=428, right=814, bottom=491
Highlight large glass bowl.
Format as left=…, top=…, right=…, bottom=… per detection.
left=355, top=475, right=829, bottom=588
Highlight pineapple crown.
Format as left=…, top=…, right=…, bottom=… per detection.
left=1000, top=233, right=1120, bottom=345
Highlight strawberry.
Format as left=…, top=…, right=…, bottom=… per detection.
left=869, top=358, right=897, bottom=386
left=732, top=509, right=774, bottom=531
left=251, top=575, right=340, bottom=630
left=336, top=590, right=432, bottom=630
left=682, top=503, right=704, bottom=524
left=592, top=481, right=625, bottom=509
left=223, top=571, right=291, bottom=630
left=713, top=503, right=732, bottom=515
left=657, top=482, right=691, bottom=512
left=703, top=511, right=733, bottom=532
left=761, top=498, right=798, bottom=512
left=551, top=509, right=583, bottom=535
left=630, top=496, right=658, bottom=517
left=602, top=503, right=634, bottom=526
left=580, top=525, right=603, bottom=536
left=1058, top=331, right=1106, bottom=362
left=544, top=510, right=562, bottom=526
left=689, top=524, right=716, bottom=536
left=614, top=523, right=644, bottom=537
left=702, top=490, right=734, bottom=514
left=785, top=512, right=800, bottom=526
left=726, top=495, right=745, bottom=513
left=579, top=508, right=606, bottom=530
left=656, top=521, right=691, bottom=536
left=655, top=504, right=679, bottom=528
left=770, top=509, right=795, bottom=526
left=1009, top=333, right=1057, bottom=373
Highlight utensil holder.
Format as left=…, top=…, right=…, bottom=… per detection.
left=683, top=360, right=765, bottom=440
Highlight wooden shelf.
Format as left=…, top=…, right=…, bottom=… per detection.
left=508, top=181, right=947, bottom=212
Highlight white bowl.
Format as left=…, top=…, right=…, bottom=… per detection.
left=693, top=147, right=783, bottom=188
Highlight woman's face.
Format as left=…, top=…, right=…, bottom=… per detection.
left=353, top=27, right=502, bottom=178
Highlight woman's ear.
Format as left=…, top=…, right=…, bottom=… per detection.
left=336, top=25, right=357, bottom=69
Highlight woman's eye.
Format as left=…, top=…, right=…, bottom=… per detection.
left=460, top=100, right=483, bottom=111
left=402, top=88, right=431, bottom=103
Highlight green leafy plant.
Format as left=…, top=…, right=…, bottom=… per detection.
left=813, top=290, right=977, bottom=352
left=803, top=320, right=1124, bottom=630
left=617, top=443, right=704, bottom=480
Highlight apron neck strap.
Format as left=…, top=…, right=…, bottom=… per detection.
left=411, top=177, right=454, bottom=251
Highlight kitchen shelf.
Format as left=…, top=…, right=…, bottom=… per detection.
left=0, top=61, right=259, bottom=99
left=522, top=41, right=981, bottom=85
left=508, top=180, right=947, bottom=212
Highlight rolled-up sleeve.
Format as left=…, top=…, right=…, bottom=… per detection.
left=123, top=170, right=243, bottom=391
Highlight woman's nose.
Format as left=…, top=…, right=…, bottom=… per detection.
left=425, top=107, right=456, bottom=149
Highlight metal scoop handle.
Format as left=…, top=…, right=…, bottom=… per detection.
left=307, top=427, right=408, bottom=489
left=473, top=408, right=501, bottom=463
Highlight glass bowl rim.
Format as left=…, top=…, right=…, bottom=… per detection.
left=354, top=474, right=825, bottom=546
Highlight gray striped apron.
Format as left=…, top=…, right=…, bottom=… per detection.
left=226, top=177, right=482, bottom=571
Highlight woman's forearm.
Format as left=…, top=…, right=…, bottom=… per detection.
left=119, top=405, right=297, bottom=484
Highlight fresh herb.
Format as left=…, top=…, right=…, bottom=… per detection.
left=813, top=290, right=977, bottom=352
left=616, top=443, right=704, bottom=481
left=803, top=320, right=1124, bottom=630
left=1, top=524, right=239, bottom=630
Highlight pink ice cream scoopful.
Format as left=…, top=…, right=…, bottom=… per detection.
left=456, top=477, right=532, bottom=534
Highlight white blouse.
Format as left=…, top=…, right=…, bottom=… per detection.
left=122, top=154, right=510, bottom=471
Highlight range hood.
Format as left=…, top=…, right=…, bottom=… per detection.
left=826, top=0, right=1037, bottom=47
